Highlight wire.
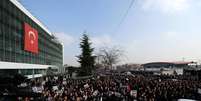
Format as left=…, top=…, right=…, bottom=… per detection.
left=113, top=0, right=135, bottom=34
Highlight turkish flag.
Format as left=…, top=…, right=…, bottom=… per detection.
left=24, top=23, right=38, bottom=54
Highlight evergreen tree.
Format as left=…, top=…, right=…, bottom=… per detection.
left=77, top=34, right=95, bottom=76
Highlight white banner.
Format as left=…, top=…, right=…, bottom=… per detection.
left=130, top=90, right=137, bottom=97
left=198, top=88, right=201, bottom=94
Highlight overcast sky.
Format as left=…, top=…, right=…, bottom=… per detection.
left=20, top=0, right=201, bottom=66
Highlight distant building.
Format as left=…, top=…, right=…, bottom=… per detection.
left=183, top=68, right=201, bottom=80
left=143, top=61, right=197, bottom=75
left=116, top=64, right=143, bottom=72
left=63, top=65, right=80, bottom=78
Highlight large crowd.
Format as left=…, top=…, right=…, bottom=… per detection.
left=21, top=73, right=201, bottom=101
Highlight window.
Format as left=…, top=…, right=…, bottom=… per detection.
left=0, top=1, right=63, bottom=66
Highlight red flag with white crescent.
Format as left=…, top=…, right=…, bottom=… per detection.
left=24, top=23, right=38, bottom=54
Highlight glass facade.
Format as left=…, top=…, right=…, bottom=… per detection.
left=0, top=0, right=63, bottom=68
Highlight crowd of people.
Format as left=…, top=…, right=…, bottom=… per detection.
left=22, top=73, right=201, bottom=101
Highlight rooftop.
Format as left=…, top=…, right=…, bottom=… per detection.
left=143, top=61, right=196, bottom=66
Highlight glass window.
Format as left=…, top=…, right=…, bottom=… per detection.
left=0, top=0, right=63, bottom=66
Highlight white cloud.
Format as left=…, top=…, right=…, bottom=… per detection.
left=141, top=0, right=191, bottom=14
left=91, top=35, right=113, bottom=48
left=162, top=31, right=180, bottom=39
left=124, top=31, right=201, bottom=64
left=55, top=32, right=75, bottom=47
left=164, top=31, right=178, bottom=37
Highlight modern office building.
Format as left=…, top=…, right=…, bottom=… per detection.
left=0, top=0, right=63, bottom=78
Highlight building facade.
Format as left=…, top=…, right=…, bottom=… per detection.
left=143, top=62, right=196, bottom=75
left=0, top=0, right=63, bottom=78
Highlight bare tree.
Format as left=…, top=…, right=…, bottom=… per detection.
left=96, top=46, right=123, bottom=70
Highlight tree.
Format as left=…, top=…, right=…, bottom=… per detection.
left=77, top=34, right=95, bottom=76
left=97, top=46, right=123, bottom=70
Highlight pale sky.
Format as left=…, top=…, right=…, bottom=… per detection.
left=20, top=0, right=201, bottom=66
